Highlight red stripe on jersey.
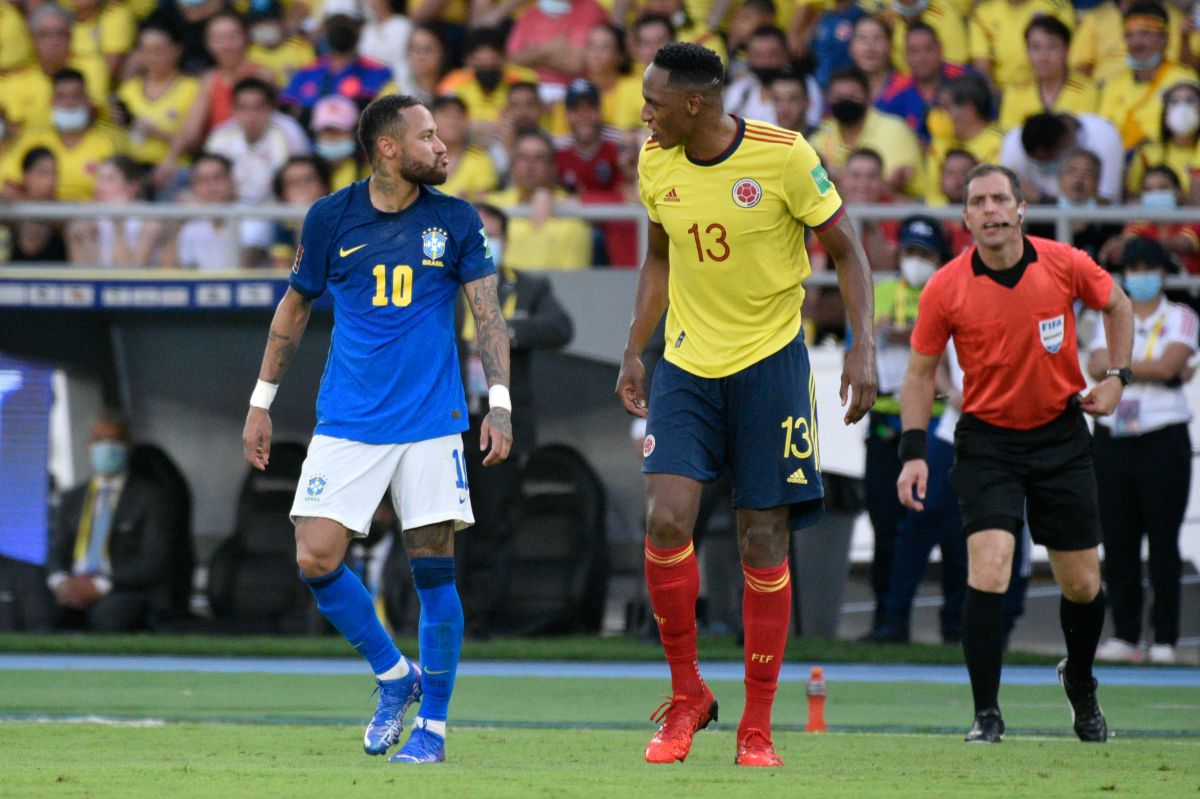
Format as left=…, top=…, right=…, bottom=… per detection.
left=744, top=126, right=796, bottom=141
left=744, top=135, right=794, bottom=146
left=813, top=205, right=844, bottom=231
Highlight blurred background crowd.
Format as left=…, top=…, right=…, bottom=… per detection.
left=0, top=0, right=1197, bottom=280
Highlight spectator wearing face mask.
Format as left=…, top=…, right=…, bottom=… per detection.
left=0, top=5, right=109, bottom=139
left=309, top=93, right=367, bottom=190
left=1126, top=79, right=1200, bottom=198
left=861, top=215, right=970, bottom=644
left=1097, top=1, right=1197, bottom=151
left=437, top=28, right=537, bottom=132
left=724, top=25, right=790, bottom=124
left=1087, top=236, right=1196, bottom=666
left=246, top=6, right=316, bottom=89
left=1069, top=0, right=1189, bottom=85
left=46, top=412, right=179, bottom=632
left=281, top=1, right=396, bottom=115
left=1, top=68, right=123, bottom=202
left=810, top=65, right=926, bottom=199
left=1102, top=165, right=1200, bottom=273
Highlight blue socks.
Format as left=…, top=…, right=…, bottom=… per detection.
left=411, top=557, right=463, bottom=723
left=302, top=563, right=402, bottom=676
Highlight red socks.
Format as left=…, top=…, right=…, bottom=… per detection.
left=644, top=538, right=703, bottom=697
left=740, top=561, right=791, bottom=738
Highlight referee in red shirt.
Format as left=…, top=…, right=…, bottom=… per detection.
left=897, top=165, right=1134, bottom=744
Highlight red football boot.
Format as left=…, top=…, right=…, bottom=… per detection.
left=735, top=728, right=783, bottom=767
left=644, top=686, right=718, bottom=764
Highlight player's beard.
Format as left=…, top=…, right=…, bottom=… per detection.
left=399, top=152, right=448, bottom=186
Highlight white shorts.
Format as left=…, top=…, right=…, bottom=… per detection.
left=290, top=434, right=475, bottom=536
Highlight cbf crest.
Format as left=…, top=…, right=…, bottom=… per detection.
left=1039, top=314, right=1064, bottom=354
left=305, top=474, right=327, bottom=501
left=422, top=227, right=448, bottom=267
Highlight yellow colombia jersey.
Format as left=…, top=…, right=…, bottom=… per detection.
left=638, top=117, right=843, bottom=378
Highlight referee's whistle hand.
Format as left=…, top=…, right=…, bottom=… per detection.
left=897, top=460, right=928, bottom=511
left=242, top=407, right=272, bottom=471
left=1080, top=379, right=1122, bottom=418
left=616, top=356, right=648, bottom=419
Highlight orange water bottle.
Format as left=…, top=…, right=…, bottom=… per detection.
left=806, top=666, right=827, bottom=732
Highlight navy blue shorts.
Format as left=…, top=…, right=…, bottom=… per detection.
left=642, top=334, right=825, bottom=530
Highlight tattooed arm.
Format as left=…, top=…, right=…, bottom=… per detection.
left=242, top=287, right=314, bottom=470
left=464, top=273, right=513, bottom=466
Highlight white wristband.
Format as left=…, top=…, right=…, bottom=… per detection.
left=488, top=384, right=512, bottom=412
left=249, top=379, right=278, bottom=410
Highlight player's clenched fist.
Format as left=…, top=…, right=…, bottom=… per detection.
left=242, top=406, right=272, bottom=471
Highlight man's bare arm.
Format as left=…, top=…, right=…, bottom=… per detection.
left=615, top=222, right=670, bottom=418
left=242, top=288, right=313, bottom=469
left=464, top=273, right=513, bottom=465
left=814, top=213, right=878, bottom=424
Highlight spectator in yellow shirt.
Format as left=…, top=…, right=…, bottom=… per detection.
left=70, top=0, right=135, bottom=76
left=1069, top=0, right=1188, bottom=85
left=1098, top=2, right=1198, bottom=151
left=1126, top=79, right=1200, bottom=198
left=115, top=24, right=200, bottom=168
left=246, top=7, right=316, bottom=89
left=883, top=0, right=968, bottom=73
left=924, top=73, right=1006, bottom=203
left=0, top=5, right=109, bottom=138
left=969, top=0, right=1075, bottom=92
left=810, top=65, right=926, bottom=198
left=433, top=94, right=499, bottom=200
left=999, top=16, right=1099, bottom=130
left=2, top=68, right=122, bottom=201
left=438, top=27, right=538, bottom=130
left=0, top=1, right=33, bottom=73
left=582, top=22, right=644, bottom=131
left=484, top=129, right=593, bottom=270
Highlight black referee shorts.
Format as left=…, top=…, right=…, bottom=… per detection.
left=950, top=403, right=1100, bottom=552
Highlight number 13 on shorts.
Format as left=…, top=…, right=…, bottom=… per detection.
left=781, top=414, right=819, bottom=469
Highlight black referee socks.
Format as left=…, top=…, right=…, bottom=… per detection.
left=1060, top=591, right=1106, bottom=686
left=962, top=587, right=1006, bottom=713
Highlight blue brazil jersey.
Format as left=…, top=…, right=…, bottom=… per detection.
left=289, top=180, right=495, bottom=444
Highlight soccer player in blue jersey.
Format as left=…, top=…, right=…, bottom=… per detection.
left=241, top=94, right=512, bottom=765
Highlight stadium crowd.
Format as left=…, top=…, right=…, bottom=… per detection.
left=0, top=0, right=1196, bottom=275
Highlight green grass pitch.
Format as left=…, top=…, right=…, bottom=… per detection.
left=1, top=669, right=1196, bottom=797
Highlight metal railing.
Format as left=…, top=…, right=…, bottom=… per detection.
left=1, top=200, right=1197, bottom=283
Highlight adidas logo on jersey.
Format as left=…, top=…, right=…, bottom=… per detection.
left=663, top=187, right=680, bottom=202
left=787, top=467, right=807, bottom=485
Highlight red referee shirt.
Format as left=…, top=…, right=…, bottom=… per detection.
left=911, top=236, right=1114, bottom=430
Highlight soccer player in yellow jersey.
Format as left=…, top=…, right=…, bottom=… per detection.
left=616, top=42, right=877, bottom=768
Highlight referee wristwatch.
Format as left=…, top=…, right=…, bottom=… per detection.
left=1104, top=367, right=1132, bottom=386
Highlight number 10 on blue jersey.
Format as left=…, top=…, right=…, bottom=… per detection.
left=372, top=264, right=414, bottom=307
